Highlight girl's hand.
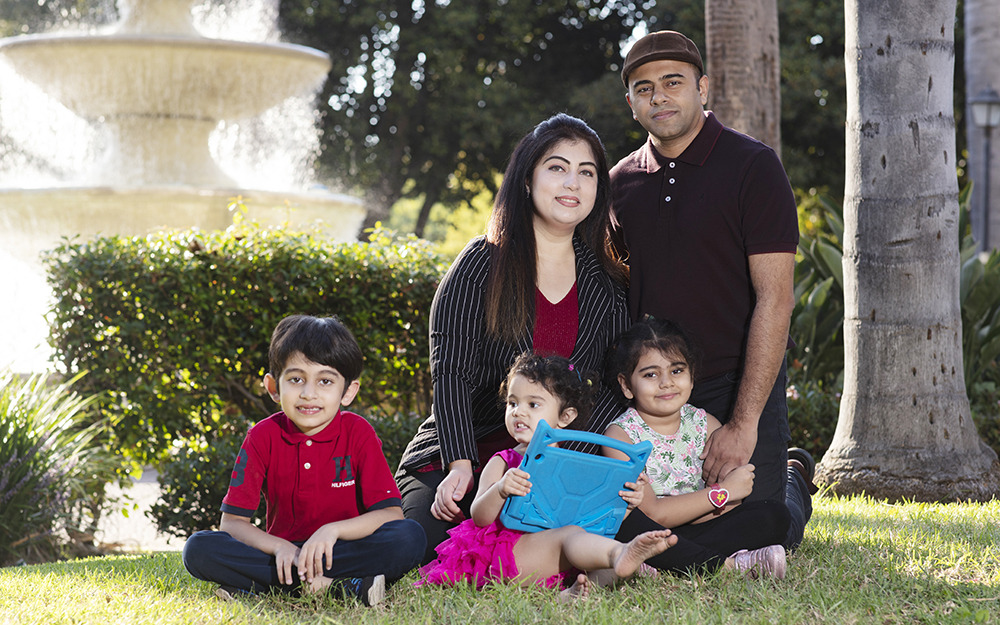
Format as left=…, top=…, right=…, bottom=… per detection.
left=496, top=467, right=531, bottom=499
left=719, top=463, right=755, bottom=500
left=620, top=472, right=648, bottom=510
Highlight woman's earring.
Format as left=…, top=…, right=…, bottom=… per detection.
left=525, top=186, right=531, bottom=197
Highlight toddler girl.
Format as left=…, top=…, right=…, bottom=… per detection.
left=420, top=352, right=675, bottom=599
left=603, top=317, right=788, bottom=578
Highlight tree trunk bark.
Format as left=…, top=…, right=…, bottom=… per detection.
left=360, top=179, right=401, bottom=232
left=965, top=0, right=1000, bottom=251
left=705, top=0, right=782, bottom=157
left=414, top=177, right=445, bottom=239
left=817, top=0, right=1000, bottom=501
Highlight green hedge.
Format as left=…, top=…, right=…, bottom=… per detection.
left=45, top=226, right=446, bottom=468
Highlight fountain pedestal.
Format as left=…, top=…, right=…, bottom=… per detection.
left=0, top=0, right=365, bottom=372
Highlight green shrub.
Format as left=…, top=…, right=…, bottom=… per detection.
left=0, top=371, right=113, bottom=564
left=45, top=226, right=446, bottom=468
left=785, top=368, right=840, bottom=461
left=791, top=194, right=844, bottom=388
left=149, top=413, right=264, bottom=538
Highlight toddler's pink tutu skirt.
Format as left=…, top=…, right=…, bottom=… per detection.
left=418, top=519, right=568, bottom=589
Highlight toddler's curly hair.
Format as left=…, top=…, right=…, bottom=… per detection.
left=499, top=352, right=599, bottom=431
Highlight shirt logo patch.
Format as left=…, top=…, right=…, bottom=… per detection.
left=331, top=455, right=354, bottom=488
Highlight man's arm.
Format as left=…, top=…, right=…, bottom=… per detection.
left=701, top=252, right=795, bottom=484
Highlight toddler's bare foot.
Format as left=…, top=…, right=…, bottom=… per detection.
left=612, top=529, right=675, bottom=578
left=558, top=573, right=591, bottom=603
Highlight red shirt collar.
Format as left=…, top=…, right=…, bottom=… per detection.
left=275, top=409, right=343, bottom=444
left=640, top=111, right=724, bottom=173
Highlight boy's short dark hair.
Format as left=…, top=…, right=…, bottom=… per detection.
left=268, top=315, right=364, bottom=382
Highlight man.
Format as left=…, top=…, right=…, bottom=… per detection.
left=610, top=30, right=814, bottom=549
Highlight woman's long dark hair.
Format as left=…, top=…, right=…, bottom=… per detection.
left=484, top=113, right=627, bottom=343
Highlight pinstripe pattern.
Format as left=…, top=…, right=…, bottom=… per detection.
left=397, top=235, right=629, bottom=473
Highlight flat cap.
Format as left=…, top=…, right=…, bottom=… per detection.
left=621, top=30, right=704, bottom=87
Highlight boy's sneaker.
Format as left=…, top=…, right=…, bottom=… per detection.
left=214, top=585, right=241, bottom=601
left=332, top=575, right=385, bottom=607
left=730, top=545, right=786, bottom=580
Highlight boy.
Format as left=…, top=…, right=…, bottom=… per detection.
left=183, top=315, right=426, bottom=606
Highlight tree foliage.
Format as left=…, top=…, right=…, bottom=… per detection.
left=278, top=0, right=651, bottom=233
left=277, top=0, right=855, bottom=232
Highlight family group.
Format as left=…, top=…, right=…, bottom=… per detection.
left=181, top=30, right=817, bottom=607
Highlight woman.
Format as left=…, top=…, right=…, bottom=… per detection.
left=396, top=114, right=630, bottom=563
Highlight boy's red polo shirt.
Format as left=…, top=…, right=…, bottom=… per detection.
left=221, top=410, right=401, bottom=542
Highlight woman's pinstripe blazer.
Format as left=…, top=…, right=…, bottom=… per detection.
left=397, top=234, right=629, bottom=474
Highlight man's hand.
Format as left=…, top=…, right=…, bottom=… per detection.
left=701, top=422, right=757, bottom=485
left=298, top=525, right=340, bottom=584
left=431, top=460, right=474, bottom=521
left=273, top=541, right=301, bottom=586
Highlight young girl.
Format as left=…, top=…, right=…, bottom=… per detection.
left=420, top=353, right=675, bottom=599
left=603, top=317, right=789, bottom=579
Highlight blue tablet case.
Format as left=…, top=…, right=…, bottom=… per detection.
left=499, top=420, right=653, bottom=538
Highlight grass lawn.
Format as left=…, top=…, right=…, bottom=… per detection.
left=1, top=493, right=997, bottom=624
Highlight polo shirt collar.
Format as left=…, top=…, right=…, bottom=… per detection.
left=276, top=410, right=343, bottom=444
left=640, top=111, right=724, bottom=172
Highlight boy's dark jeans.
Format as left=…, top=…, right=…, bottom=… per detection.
left=182, top=518, right=426, bottom=593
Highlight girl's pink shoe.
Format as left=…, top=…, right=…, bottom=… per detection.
left=730, top=544, right=786, bottom=579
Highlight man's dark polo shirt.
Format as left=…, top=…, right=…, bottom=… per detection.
left=610, top=111, right=799, bottom=380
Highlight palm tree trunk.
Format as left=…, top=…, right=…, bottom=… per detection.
left=965, top=0, right=1000, bottom=251
left=817, top=0, right=999, bottom=501
left=705, top=0, right=782, bottom=156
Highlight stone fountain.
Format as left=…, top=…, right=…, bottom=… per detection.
left=0, top=0, right=365, bottom=372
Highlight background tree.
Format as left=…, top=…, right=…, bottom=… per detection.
left=816, top=0, right=999, bottom=500
left=779, top=0, right=847, bottom=197
left=279, top=0, right=647, bottom=235
left=704, top=0, right=781, bottom=155
left=965, top=0, right=1000, bottom=251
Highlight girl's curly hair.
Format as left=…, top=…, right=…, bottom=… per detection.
left=499, top=352, right=599, bottom=431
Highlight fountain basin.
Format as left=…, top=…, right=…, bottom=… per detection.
left=0, top=186, right=365, bottom=263
left=0, top=35, right=331, bottom=120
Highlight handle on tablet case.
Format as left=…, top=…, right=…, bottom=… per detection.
left=529, top=420, right=652, bottom=468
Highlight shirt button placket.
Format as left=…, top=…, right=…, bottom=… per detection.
left=664, top=162, right=677, bottom=206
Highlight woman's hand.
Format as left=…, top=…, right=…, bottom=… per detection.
left=431, top=460, right=475, bottom=521
left=719, top=463, right=755, bottom=501
left=620, top=472, right=648, bottom=510
left=496, top=467, right=532, bottom=500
